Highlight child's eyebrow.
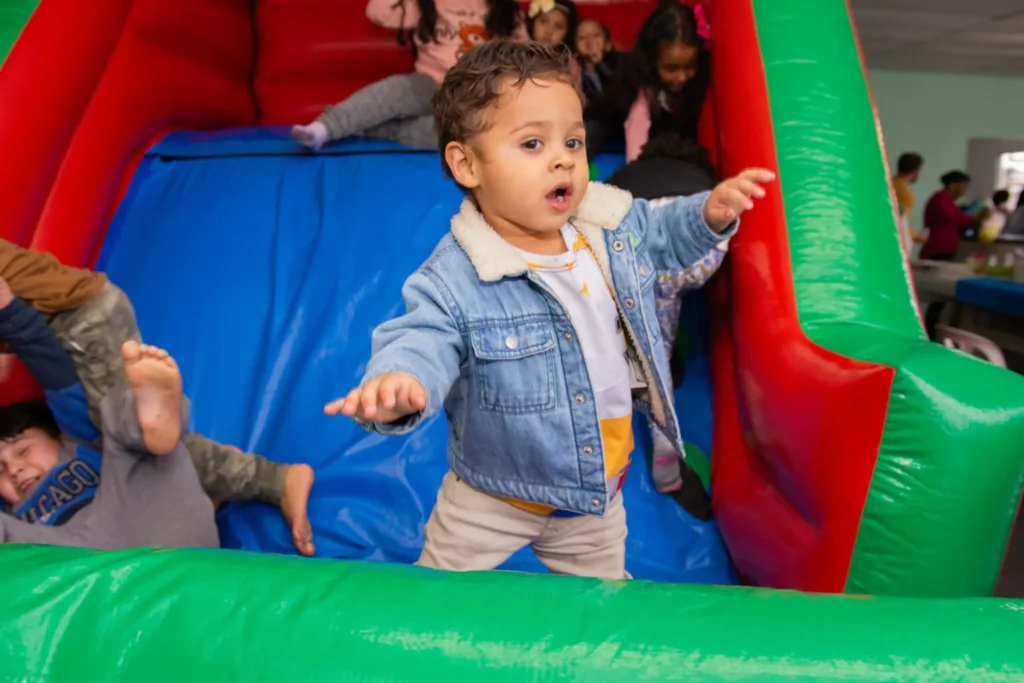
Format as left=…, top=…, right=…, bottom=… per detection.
left=510, top=120, right=549, bottom=134
left=510, top=120, right=585, bottom=135
left=2, top=436, right=26, bottom=450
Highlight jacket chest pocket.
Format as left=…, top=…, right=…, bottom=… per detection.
left=470, top=321, right=557, bottom=413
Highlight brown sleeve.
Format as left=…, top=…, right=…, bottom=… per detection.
left=0, top=239, right=107, bottom=313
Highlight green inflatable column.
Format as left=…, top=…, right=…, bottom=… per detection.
left=0, top=0, right=39, bottom=65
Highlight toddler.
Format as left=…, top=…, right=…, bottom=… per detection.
left=326, top=41, right=771, bottom=578
left=527, top=0, right=577, bottom=48
left=526, top=0, right=583, bottom=89
left=291, top=0, right=525, bottom=151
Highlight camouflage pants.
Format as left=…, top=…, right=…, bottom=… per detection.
left=47, top=282, right=286, bottom=504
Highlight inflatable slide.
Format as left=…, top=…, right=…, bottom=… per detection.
left=1, top=0, right=1023, bottom=679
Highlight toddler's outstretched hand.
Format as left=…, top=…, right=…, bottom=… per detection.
left=703, top=168, right=775, bottom=232
left=324, top=372, right=427, bottom=424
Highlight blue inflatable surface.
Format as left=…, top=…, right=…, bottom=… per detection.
left=98, top=128, right=736, bottom=584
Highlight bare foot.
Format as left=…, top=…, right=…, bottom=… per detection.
left=281, top=464, right=315, bottom=556
left=121, top=341, right=182, bottom=456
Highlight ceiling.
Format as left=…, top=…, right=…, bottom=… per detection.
left=850, top=0, right=1024, bottom=77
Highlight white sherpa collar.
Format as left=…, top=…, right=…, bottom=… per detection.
left=449, top=181, right=634, bottom=282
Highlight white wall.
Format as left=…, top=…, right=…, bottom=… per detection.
left=868, top=69, right=1024, bottom=231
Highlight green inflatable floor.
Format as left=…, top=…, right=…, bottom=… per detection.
left=0, top=545, right=1022, bottom=681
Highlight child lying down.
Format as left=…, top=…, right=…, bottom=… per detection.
left=0, top=280, right=217, bottom=549
left=0, top=240, right=315, bottom=555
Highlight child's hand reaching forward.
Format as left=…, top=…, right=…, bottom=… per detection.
left=703, top=168, right=776, bottom=232
left=324, top=372, right=427, bottom=424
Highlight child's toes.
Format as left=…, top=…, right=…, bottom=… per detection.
left=122, top=340, right=142, bottom=362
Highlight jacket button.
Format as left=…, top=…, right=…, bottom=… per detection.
left=612, top=240, right=624, bottom=252
left=505, top=335, right=518, bottom=349
left=564, top=332, right=573, bottom=341
left=591, top=497, right=602, bottom=508
left=575, top=393, right=585, bottom=404
left=624, top=298, right=635, bottom=308
left=583, top=445, right=594, bottom=455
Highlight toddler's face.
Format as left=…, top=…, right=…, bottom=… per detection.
left=576, top=20, right=608, bottom=63
left=532, top=10, right=569, bottom=46
left=657, top=41, right=700, bottom=94
left=0, top=428, right=60, bottom=506
left=447, top=77, right=589, bottom=248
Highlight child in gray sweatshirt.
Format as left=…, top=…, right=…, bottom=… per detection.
left=0, top=283, right=218, bottom=550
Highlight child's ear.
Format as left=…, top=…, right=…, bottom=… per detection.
left=445, top=142, right=481, bottom=190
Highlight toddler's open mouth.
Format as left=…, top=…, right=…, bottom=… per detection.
left=546, top=183, right=572, bottom=212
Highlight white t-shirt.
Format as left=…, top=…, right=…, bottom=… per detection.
left=519, top=225, right=634, bottom=487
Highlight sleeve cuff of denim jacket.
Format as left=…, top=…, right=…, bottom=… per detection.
left=695, top=193, right=740, bottom=247
left=355, top=364, right=431, bottom=436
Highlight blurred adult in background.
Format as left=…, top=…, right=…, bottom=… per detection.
left=920, top=171, right=987, bottom=261
left=892, top=152, right=924, bottom=248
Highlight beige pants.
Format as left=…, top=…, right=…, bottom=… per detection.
left=416, top=472, right=629, bottom=579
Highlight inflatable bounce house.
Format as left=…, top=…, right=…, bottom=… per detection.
left=2, top=0, right=1024, bottom=679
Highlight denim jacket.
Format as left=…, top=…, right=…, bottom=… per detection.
left=362, top=182, right=736, bottom=515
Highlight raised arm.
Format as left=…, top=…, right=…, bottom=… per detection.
left=366, top=0, right=421, bottom=30
left=633, top=193, right=733, bottom=273
left=636, top=169, right=774, bottom=273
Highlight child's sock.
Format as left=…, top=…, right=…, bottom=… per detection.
left=651, top=427, right=683, bottom=493
left=291, top=121, right=329, bottom=151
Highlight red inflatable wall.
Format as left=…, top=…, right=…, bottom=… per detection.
left=31, top=0, right=256, bottom=267
left=708, top=0, right=889, bottom=592
left=0, top=0, right=255, bottom=404
left=0, top=0, right=131, bottom=248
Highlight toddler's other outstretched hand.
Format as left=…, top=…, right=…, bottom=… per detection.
left=291, top=122, right=329, bottom=151
left=325, top=372, right=427, bottom=424
left=703, top=168, right=775, bottom=232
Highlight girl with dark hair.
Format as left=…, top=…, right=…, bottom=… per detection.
left=584, top=2, right=711, bottom=162
left=291, top=0, right=525, bottom=151
left=526, top=0, right=578, bottom=49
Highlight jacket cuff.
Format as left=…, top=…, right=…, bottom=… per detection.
left=695, top=194, right=740, bottom=247
left=356, top=363, right=431, bottom=436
